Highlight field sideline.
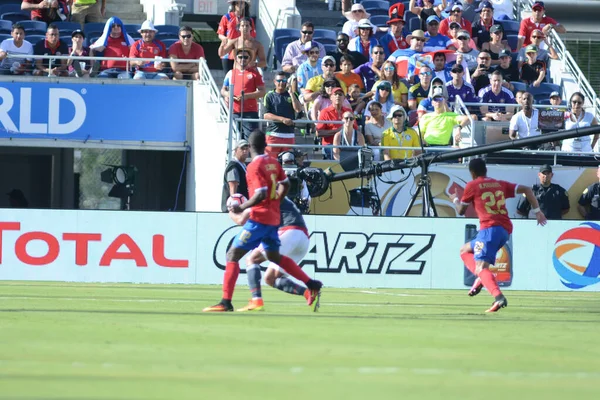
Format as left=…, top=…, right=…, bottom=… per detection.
left=1, top=281, right=599, bottom=400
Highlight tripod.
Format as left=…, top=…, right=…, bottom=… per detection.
left=403, top=124, right=438, bottom=217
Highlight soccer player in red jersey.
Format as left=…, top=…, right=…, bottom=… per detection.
left=203, top=130, right=323, bottom=312
left=450, top=158, right=547, bottom=312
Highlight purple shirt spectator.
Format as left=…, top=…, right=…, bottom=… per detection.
left=446, top=81, right=479, bottom=103
left=353, top=61, right=380, bottom=91
left=478, top=86, right=516, bottom=113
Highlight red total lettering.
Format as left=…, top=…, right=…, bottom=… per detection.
left=152, top=235, right=189, bottom=268
left=63, top=233, right=102, bottom=266
left=99, top=234, right=148, bottom=267
left=0, top=222, right=21, bottom=263
left=15, top=231, right=59, bottom=266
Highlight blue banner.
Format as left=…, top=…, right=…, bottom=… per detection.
left=0, top=82, right=187, bottom=142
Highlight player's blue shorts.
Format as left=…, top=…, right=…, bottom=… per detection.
left=470, top=226, right=509, bottom=264
left=231, top=219, right=281, bottom=252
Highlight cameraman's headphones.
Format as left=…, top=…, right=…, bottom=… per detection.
left=277, top=151, right=296, bottom=165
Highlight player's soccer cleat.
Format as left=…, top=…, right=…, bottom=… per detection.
left=305, top=279, right=323, bottom=312
left=202, top=302, right=234, bottom=312
left=468, top=277, right=483, bottom=297
left=237, top=298, right=264, bottom=312
left=485, top=295, right=508, bottom=313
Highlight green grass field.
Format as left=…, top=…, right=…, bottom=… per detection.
left=1, top=282, right=599, bottom=400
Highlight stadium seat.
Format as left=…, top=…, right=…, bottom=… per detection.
left=155, top=25, right=180, bottom=35
left=19, top=20, right=47, bottom=34
left=0, top=4, right=24, bottom=16
left=0, top=12, right=30, bottom=24
left=60, top=35, right=72, bottom=46
left=273, top=28, right=300, bottom=40
left=506, top=34, right=519, bottom=51
left=370, top=15, right=389, bottom=27
left=0, top=19, right=12, bottom=34
left=0, top=33, right=10, bottom=42
left=365, top=8, right=388, bottom=16
left=362, top=0, right=389, bottom=10
left=162, top=38, right=178, bottom=49
left=313, top=29, right=337, bottom=42
left=404, top=10, right=418, bottom=22
left=510, top=81, right=527, bottom=94
left=315, top=37, right=336, bottom=45
left=498, top=20, right=519, bottom=35
left=274, top=35, right=295, bottom=63
left=527, top=82, right=561, bottom=97
left=323, top=43, right=337, bottom=53
left=495, top=13, right=512, bottom=21
left=408, top=15, right=420, bottom=32
left=124, top=24, right=141, bottom=34
left=55, top=22, right=81, bottom=33
left=157, top=32, right=179, bottom=40
left=83, top=22, right=105, bottom=36
left=26, top=34, right=45, bottom=44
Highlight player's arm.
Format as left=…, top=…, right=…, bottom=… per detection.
left=238, top=188, right=267, bottom=211
left=277, top=179, right=290, bottom=202
left=516, top=185, right=547, bottom=226
left=229, top=208, right=251, bottom=225
left=449, top=190, right=469, bottom=215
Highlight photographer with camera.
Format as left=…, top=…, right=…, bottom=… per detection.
left=279, top=151, right=312, bottom=214
left=471, top=51, right=492, bottom=94
left=263, top=71, right=303, bottom=158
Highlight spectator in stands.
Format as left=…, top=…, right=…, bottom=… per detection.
left=509, top=92, right=541, bottom=140
left=471, top=51, right=492, bottom=94
left=388, top=29, right=427, bottom=62
left=481, top=25, right=510, bottom=65
left=479, top=70, right=516, bottom=121
left=335, top=55, right=364, bottom=91
left=333, top=111, right=365, bottom=161
left=89, top=17, right=134, bottom=79
left=327, top=32, right=367, bottom=71
left=372, top=61, right=408, bottom=108
left=379, top=4, right=409, bottom=58
left=447, top=21, right=477, bottom=51
left=409, top=0, right=446, bottom=32
left=129, top=20, right=168, bottom=80
left=549, top=91, right=564, bottom=109
left=347, top=83, right=368, bottom=115
left=282, top=22, right=326, bottom=74
left=348, top=19, right=379, bottom=60
left=217, top=0, right=255, bottom=73
left=263, top=71, right=302, bottom=157
left=578, top=166, right=600, bottom=220
left=71, top=0, right=105, bottom=27
left=418, top=77, right=449, bottom=118
left=562, top=92, right=599, bottom=153
left=419, top=86, right=471, bottom=146
left=221, top=48, right=266, bottom=139
left=169, top=26, right=205, bottom=80
left=342, top=3, right=370, bottom=39
left=353, top=44, right=385, bottom=92
left=408, top=65, right=433, bottom=110
left=515, top=90, right=525, bottom=105
left=364, top=100, right=392, bottom=160
left=21, top=0, right=69, bottom=23
left=218, top=17, right=266, bottom=69
left=365, top=81, right=395, bottom=119
left=221, top=139, right=249, bottom=213
left=296, top=42, right=322, bottom=91
left=517, top=29, right=558, bottom=68
left=67, top=29, right=90, bottom=77
left=519, top=45, right=545, bottom=87
left=439, top=2, right=472, bottom=38
left=382, top=105, right=421, bottom=160
left=450, top=0, right=478, bottom=23
left=454, top=30, right=480, bottom=71
left=303, top=57, right=342, bottom=105
left=491, top=49, right=519, bottom=91
left=516, top=164, right=570, bottom=220
left=445, top=63, right=478, bottom=104
left=423, top=16, right=452, bottom=52
left=0, top=23, right=33, bottom=75
left=32, top=24, right=68, bottom=76
left=432, top=51, right=451, bottom=83
left=316, top=87, right=352, bottom=160
left=311, top=77, right=351, bottom=121
left=517, top=1, right=566, bottom=50
left=471, top=1, right=505, bottom=50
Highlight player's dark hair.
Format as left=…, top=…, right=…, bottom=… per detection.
left=248, top=129, right=267, bottom=153
left=469, top=157, right=487, bottom=177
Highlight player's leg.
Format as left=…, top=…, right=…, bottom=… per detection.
left=472, top=227, right=509, bottom=312
left=237, top=247, right=266, bottom=312
left=266, top=229, right=312, bottom=301
left=459, top=242, right=483, bottom=297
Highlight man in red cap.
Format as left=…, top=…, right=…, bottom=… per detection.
left=379, top=3, right=409, bottom=58
left=517, top=1, right=566, bottom=49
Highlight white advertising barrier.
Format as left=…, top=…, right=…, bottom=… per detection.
left=2, top=209, right=600, bottom=292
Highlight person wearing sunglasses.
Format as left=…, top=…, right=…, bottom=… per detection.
left=169, top=26, right=205, bottom=80
left=382, top=104, right=421, bottom=160
left=454, top=30, right=480, bottom=72
left=219, top=17, right=266, bottom=70
left=217, top=0, right=256, bottom=73
left=303, top=56, right=345, bottom=107
left=263, top=71, right=303, bottom=157
left=438, top=2, right=472, bottom=38
left=311, top=77, right=351, bottom=121
left=372, top=61, right=409, bottom=109
left=379, top=3, right=409, bottom=58
left=333, top=111, right=365, bottom=161
left=423, top=15, right=452, bottom=53
left=282, top=21, right=325, bottom=74
left=364, top=101, right=392, bottom=160
left=417, top=77, right=448, bottom=118
left=445, top=63, right=478, bottom=105
left=516, top=29, right=558, bottom=69
left=419, top=86, right=471, bottom=146
left=327, top=32, right=367, bottom=71
left=353, top=44, right=386, bottom=91
left=519, top=45, right=546, bottom=87
left=296, top=41, right=323, bottom=91
left=348, top=19, right=379, bottom=60
left=471, top=1, right=505, bottom=51
left=316, top=87, right=354, bottom=160
left=517, top=1, right=566, bottom=50
left=562, top=92, right=599, bottom=153
left=221, top=48, right=266, bottom=139
left=388, top=29, right=428, bottom=61
left=342, top=3, right=370, bottom=40
left=408, top=65, right=434, bottom=110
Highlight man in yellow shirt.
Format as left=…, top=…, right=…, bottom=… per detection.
left=381, top=105, right=421, bottom=160
left=419, top=87, right=471, bottom=146
left=71, top=0, right=106, bottom=27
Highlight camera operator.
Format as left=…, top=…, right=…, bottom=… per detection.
left=279, top=151, right=311, bottom=214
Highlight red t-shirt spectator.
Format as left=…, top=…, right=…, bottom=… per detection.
left=129, top=39, right=167, bottom=72
left=217, top=12, right=256, bottom=40
left=222, top=67, right=264, bottom=113
left=439, top=17, right=472, bottom=38
left=246, top=154, right=288, bottom=226
left=316, top=105, right=356, bottom=146
left=102, top=36, right=130, bottom=70
left=518, top=16, right=559, bottom=47
left=168, top=41, right=205, bottom=60
left=23, top=0, right=68, bottom=22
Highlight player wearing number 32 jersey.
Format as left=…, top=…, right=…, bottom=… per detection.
left=450, top=158, right=547, bottom=313
left=203, top=130, right=323, bottom=313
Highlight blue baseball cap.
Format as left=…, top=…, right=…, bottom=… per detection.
left=426, top=15, right=440, bottom=24
left=475, top=1, right=494, bottom=12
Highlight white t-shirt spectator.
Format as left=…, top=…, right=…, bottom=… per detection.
left=509, top=108, right=541, bottom=138
left=0, top=39, right=33, bottom=71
